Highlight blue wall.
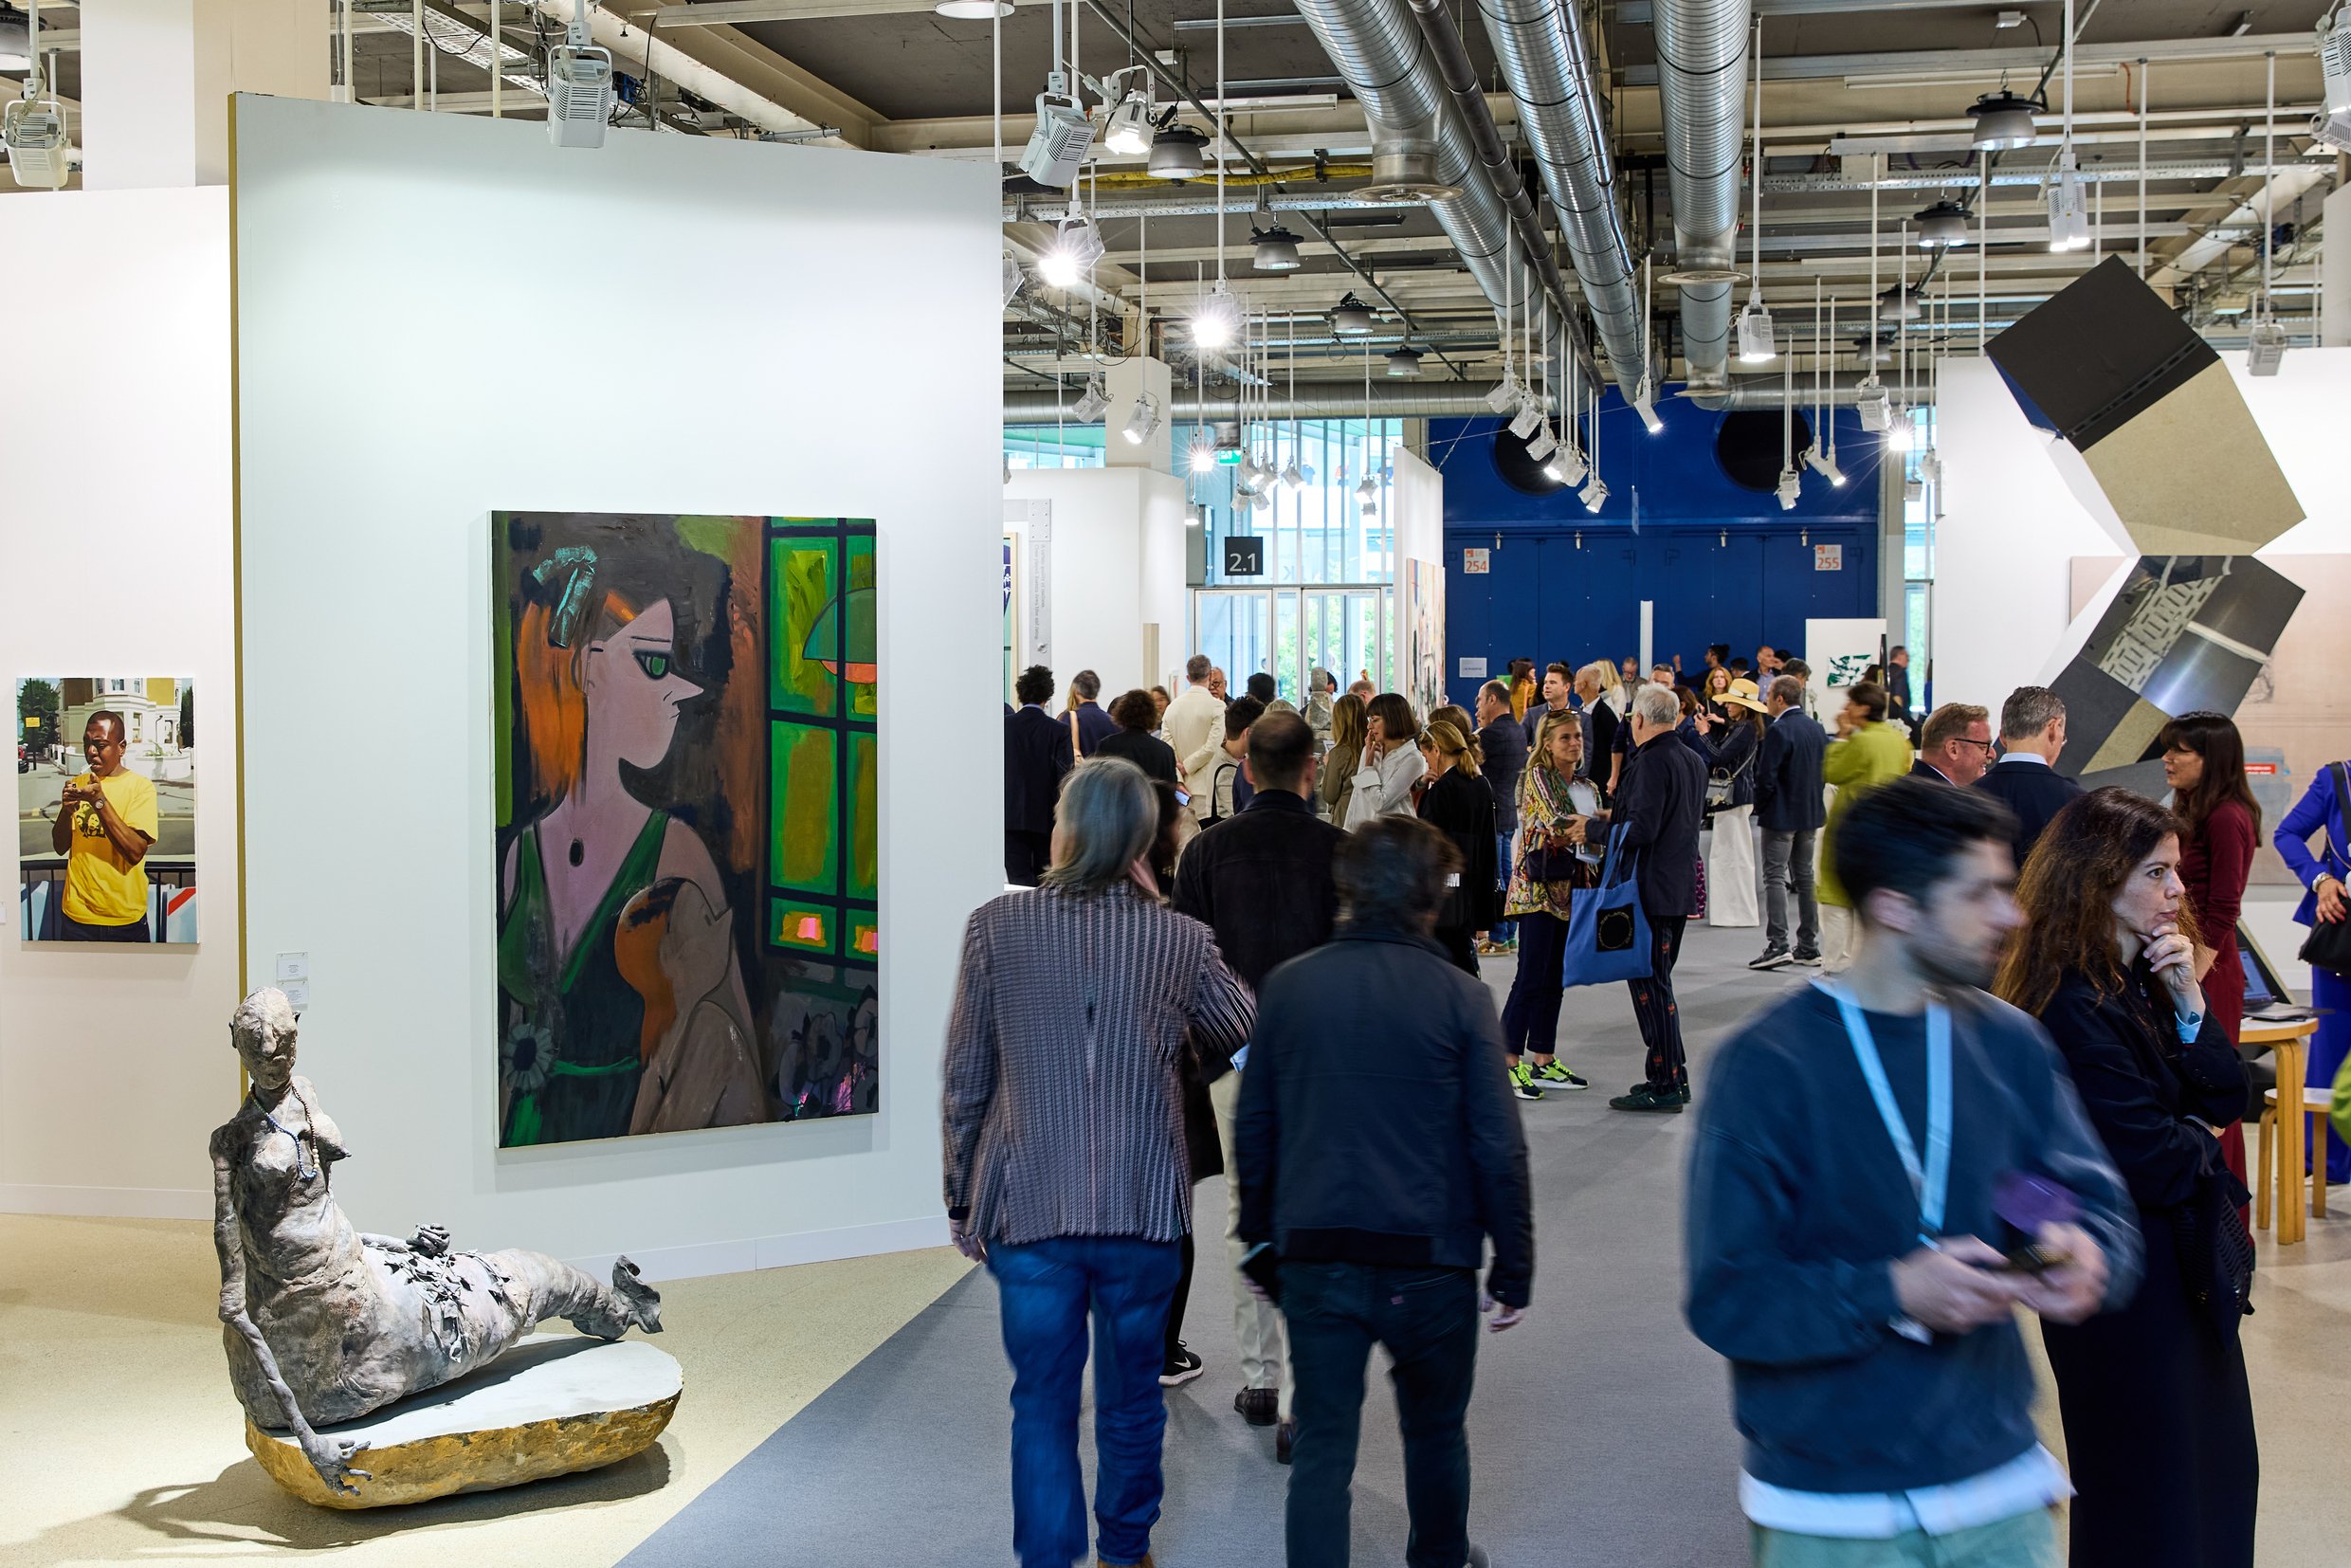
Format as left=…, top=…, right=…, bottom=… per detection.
left=1435, top=385, right=1888, bottom=709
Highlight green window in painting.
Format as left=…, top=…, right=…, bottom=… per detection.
left=766, top=519, right=877, bottom=970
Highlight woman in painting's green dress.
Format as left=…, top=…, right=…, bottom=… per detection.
left=498, top=545, right=765, bottom=1145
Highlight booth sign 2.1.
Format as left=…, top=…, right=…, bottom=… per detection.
left=492, top=514, right=879, bottom=1148
left=17, top=677, right=198, bottom=944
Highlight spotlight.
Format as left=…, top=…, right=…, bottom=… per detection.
left=934, top=0, right=1011, bottom=15
left=1280, top=460, right=1306, bottom=491
left=3, top=86, right=71, bottom=189
left=1038, top=213, right=1104, bottom=287
left=1191, top=283, right=1243, bottom=349
left=1578, top=474, right=1609, bottom=510
left=1187, top=432, right=1218, bottom=473
left=1632, top=376, right=1665, bottom=434
left=1001, top=252, right=1026, bottom=307
left=2248, top=317, right=2289, bottom=376
left=1886, top=416, right=1915, bottom=453
left=1330, top=292, right=1377, bottom=336
left=1776, top=465, right=1802, bottom=511
left=1122, top=392, right=1163, bottom=445
left=1508, top=397, right=1544, bottom=441
left=2317, top=8, right=2351, bottom=151
left=1485, top=375, right=1522, bottom=416
left=1249, top=485, right=1272, bottom=512
left=1803, top=446, right=1849, bottom=487
left=1251, top=225, right=1303, bottom=271
left=1147, top=122, right=1209, bottom=180
left=1966, top=89, right=2042, bottom=151
left=1918, top=449, right=1943, bottom=485
left=545, top=6, right=616, bottom=150
left=1737, top=298, right=1777, bottom=363
left=1355, top=475, right=1379, bottom=503
left=1385, top=347, right=1424, bottom=377
left=1070, top=376, right=1110, bottom=422
left=1544, top=442, right=1587, bottom=486
left=1096, top=69, right=1153, bottom=155
left=1856, top=377, right=1894, bottom=431
left=1020, top=74, right=1096, bottom=189
left=1903, top=476, right=1924, bottom=502
left=1526, top=424, right=1558, bottom=463
left=2045, top=151, right=2090, bottom=252
left=1915, top=200, right=1972, bottom=248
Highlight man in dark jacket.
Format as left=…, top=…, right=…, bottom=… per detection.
left=1067, top=668, right=1119, bottom=757
left=1236, top=814, right=1531, bottom=1568
left=1752, top=673, right=1829, bottom=972
left=1474, top=678, right=1530, bottom=953
left=1174, top=710, right=1347, bottom=1455
left=1584, top=683, right=1709, bottom=1113
left=1686, top=778, right=2136, bottom=1564
left=1974, top=684, right=2083, bottom=872
left=1003, top=663, right=1071, bottom=885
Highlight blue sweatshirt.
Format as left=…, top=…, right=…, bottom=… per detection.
left=1685, top=983, right=2141, bottom=1495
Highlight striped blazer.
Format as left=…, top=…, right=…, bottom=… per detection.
left=942, top=882, right=1255, bottom=1247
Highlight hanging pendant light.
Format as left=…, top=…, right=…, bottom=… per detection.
left=1914, top=200, right=1972, bottom=248
left=1251, top=225, right=1303, bottom=271
left=1147, top=122, right=1209, bottom=179
left=1330, top=293, right=1377, bottom=336
left=1966, top=89, right=2043, bottom=151
left=1385, top=346, right=1424, bottom=377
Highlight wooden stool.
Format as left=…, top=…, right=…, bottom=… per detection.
left=2257, top=1086, right=2335, bottom=1236
left=2244, top=1018, right=2320, bottom=1245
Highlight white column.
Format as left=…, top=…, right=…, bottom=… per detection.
left=80, top=0, right=328, bottom=189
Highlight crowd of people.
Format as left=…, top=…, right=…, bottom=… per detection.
left=966, top=643, right=2349, bottom=1568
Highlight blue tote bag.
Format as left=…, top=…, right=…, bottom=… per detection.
left=1560, top=823, right=1654, bottom=988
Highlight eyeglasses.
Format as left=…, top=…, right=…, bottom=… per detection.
left=1953, top=737, right=1996, bottom=754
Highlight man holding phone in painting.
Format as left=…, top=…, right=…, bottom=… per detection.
left=49, top=710, right=158, bottom=941
left=1686, top=778, right=2140, bottom=1568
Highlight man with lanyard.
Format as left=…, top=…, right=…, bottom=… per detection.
left=1686, top=778, right=2141, bottom=1568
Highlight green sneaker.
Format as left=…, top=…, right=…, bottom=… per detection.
left=1508, top=1062, right=1543, bottom=1101
left=1529, top=1060, right=1589, bottom=1090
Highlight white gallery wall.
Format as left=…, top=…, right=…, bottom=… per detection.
left=0, top=189, right=237, bottom=1218
left=1003, top=467, right=1192, bottom=695
left=231, top=97, right=1001, bottom=1278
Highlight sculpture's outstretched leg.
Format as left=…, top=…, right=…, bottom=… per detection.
left=480, top=1250, right=663, bottom=1341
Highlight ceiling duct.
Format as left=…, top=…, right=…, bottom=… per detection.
left=1291, top=0, right=1577, bottom=377
left=1474, top=0, right=1648, bottom=402
left=1652, top=0, right=1752, bottom=392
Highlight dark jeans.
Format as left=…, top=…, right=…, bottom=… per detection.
left=1760, top=827, right=1819, bottom=955
left=1283, top=1261, right=1480, bottom=1568
left=1500, top=910, right=1567, bottom=1059
left=1005, top=828, right=1052, bottom=887
left=1629, top=913, right=1689, bottom=1094
left=988, top=1235, right=1185, bottom=1568
left=1487, top=830, right=1515, bottom=943
left=58, top=911, right=153, bottom=942
left=1163, top=1229, right=1195, bottom=1362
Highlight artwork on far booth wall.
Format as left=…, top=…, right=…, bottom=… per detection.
left=1403, top=557, right=1447, bottom=723
left=2070, top=554, right=2335, bottom=886
left=493, top=513, right=879, bottom=1149
left=15, top=677, right=198, bottom=944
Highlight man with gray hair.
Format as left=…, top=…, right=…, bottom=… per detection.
left=1751, top=674, right=1829, bottom=971
left=1974, top=685, right=2082, bottom=870
left=1068, top=669, right=1118, bottom=758
left=1163, top=654, right=1228, bottom=823
left=1582, top=683, right=1709, bottom=1112
left=945, top=756, right=1256, bottom=1568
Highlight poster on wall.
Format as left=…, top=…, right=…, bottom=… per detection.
left=1403, top=558, right=1448, bottom=720
left=1803, top=618, right=1886, bottom=716
left=16, top=677, right=198, bottom=943
left=492, top=513, right=878, bottom=1148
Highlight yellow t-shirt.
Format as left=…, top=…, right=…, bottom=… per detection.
left=62, top=769, right=160, bottom=926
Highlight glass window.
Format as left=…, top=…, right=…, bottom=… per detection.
left=1003, top=425, right=1105, bottom=470
left=1191, top=416, right=1403, bottom=588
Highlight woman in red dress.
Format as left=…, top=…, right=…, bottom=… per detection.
left=2160, top=712, right=2261, bottom=1200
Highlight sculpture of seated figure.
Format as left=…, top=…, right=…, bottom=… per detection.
left=212, top=988, right=663, bottom=1495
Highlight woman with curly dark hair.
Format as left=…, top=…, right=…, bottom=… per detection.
left=1995, top=787, right=2255, bottom=1568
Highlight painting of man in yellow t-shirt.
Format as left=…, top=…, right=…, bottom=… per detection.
left=51, top=711, right=159, bottom=941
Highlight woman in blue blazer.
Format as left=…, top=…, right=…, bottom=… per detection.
left=2276, top=759, right=2351, bottom=1183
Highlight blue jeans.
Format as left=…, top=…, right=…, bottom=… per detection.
left=1283, top=1261, right=1480, bottom=1568
left=1487, top=831, right=1515, bottom=943
left=988, top=1235, right=1186, bottom=1568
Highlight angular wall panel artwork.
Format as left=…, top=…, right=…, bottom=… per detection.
left=492, top=513, right=878, bottom=1148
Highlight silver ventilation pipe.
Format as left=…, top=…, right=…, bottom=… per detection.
left=1652, top=0, right=1750, bottom=394
left=1475, top=0, right=1647, bottom=402
left=1291, top=0, right=1575, bottom=376
left=1002, top=376, right=1928, bottom=423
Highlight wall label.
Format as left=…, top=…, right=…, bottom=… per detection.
left=1462, top=547, right=1490, bottom=574
left=1813, top=544, right=1844, bottom=572
left=1459, top=657, right=1488, bottom=679
left=1224, top=537, right=1265, bottom=577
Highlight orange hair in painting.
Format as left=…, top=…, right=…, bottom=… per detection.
left=516, top=590, right=639, bottom=805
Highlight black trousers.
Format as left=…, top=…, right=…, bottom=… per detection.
left=1283, top=1261, right=1479, bottom=1568
left=1499, top=910, right=1567, bottom=1059
left=1628, top=914, right=1688, bottom=1093
left=1004, top=829, right=1051, bottom=887
left=1162, top=1229, right=1195, bottom=1361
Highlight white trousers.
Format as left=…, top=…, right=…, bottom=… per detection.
left=1704, top=805, right=1760, bottom=928
left=1820, top=904, right=1861, bottom=974
left=1211, top=1069, right=1291, bottom=1414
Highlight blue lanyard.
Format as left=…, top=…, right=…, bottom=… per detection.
left=1824, top=984, right=1952, bottom=1245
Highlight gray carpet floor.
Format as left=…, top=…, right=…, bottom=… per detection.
left=623, top=917, right=1802, bottom=1568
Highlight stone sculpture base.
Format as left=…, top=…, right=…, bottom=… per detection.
left=246, top=1334, right=682, bottom=1509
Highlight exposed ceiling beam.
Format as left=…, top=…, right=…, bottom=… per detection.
left=1620, top=33, right=2317, bottom=87
left=1618, top=0, right=2052, bottom=19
